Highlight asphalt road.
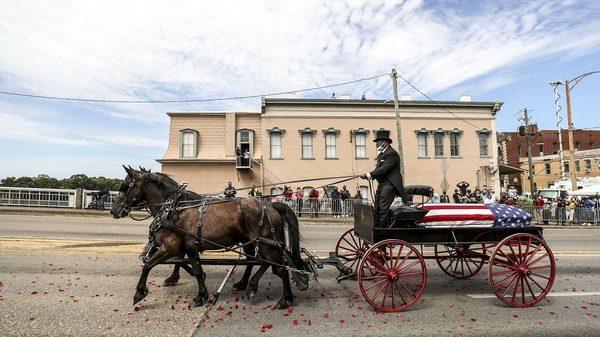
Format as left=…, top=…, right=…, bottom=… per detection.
left=0, top=214, right=599, bottom=336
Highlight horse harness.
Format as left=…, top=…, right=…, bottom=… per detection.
left=137, top=187, right=313, bottom=279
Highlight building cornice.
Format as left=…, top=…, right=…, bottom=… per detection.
left=167, top=111, right=260, bottom=117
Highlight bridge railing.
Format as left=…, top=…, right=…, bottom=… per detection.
left=0, top=187, right=77, bottom=208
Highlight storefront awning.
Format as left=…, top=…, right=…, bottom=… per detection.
left=498, top=164, right=525, bottom=175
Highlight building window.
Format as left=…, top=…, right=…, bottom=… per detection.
left=575, top=160, right=580, bottom=172
left=180, top=130, right=198, bottom=158
left=301, top=132, right=314, bottom=159
left=538, top=144, right=544, bottom=156
left=552, top=142, right=558, bottom=154
left=517, top=144, right=522, bottom=157
left=325, top=133, right=337, bottom=158
left=270, top=133, right=282, bottom=159
left=584, top=159, right=592, bottom=171
left=478, top=132, right=490, bottom=157
left=236, top=129, right=254, bottom=164
left=450, top=133, right=461, bottom=157
left=434, top=133, right=444, bottom=157
left=564, top=161, right=570, bottom=173
left=355, top=133, right=367, bottom=158
left=417, top=133, right=428, bottom=157
left=575, top=141, right=580, bottom=150
left=545, top=163, right=551, bottom=174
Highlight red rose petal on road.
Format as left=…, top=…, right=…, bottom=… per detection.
left=28, top=316, right=35, bottom=321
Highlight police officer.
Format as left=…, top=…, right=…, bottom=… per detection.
left=360, top=130, right=406, bottom=227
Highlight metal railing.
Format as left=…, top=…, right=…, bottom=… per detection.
left=268, top=197, right=367, bottom=217
left=518, top=205, right=599, bottom=226
left=0, top=187, right=77, bottom=208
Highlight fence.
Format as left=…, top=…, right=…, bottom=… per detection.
left=0, top=187, right=77, bottom=208
left=519, top=205, right=599, bottom=226
left=268, top=197, right=366, bottom=217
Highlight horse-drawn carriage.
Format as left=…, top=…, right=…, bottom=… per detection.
left=334, top=188, right=556, bottom=312
left=111, top=167, right=555, bottom=313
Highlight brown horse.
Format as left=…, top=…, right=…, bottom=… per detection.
left=110, top=166, right=306, bottom=309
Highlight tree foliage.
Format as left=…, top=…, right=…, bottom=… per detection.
left=0, top=174, right=122, bottom=190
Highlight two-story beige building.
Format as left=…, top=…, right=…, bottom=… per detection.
left=157, top=97, right=502, bottom=199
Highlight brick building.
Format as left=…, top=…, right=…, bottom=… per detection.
left=497, top=128, right=600, bottom=192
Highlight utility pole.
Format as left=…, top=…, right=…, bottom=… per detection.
left=564, top=80, right=578, bottom=190
left=391, top=69, right=405, bottom=177
left=521, top=108, right=536, bottom=198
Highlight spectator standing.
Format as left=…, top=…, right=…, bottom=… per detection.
left=248, top=185, right=259, bottom=198
left=566, top=198, right=576, bottom=225
left=309, top=187, right=320, bottom=218
left=354, top=190, right=363, bottom=203
left=295, top=187, right=304, bottom=216
left=340, top=185, right=351, bottom=217
left=224, top=182, right=236, bottom=198
left=534, top=196, right=544, bottom=223
left=439, top=190, right=450, bottom=203
left=452, top=189, right=460, bottom=203
left=331, top=188, right=342, bottom=218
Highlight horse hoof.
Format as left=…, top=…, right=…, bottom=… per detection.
left=275, top=298, right=292, bottom=310
left=192, top=294, right=209, bottom=307
left=232, top=281, right=247, bottom=291
left=133, top=287, right=148, bottom=305
left=163, top=278, right=179, bottom=287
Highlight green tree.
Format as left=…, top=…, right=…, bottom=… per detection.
left=0, top=177, right=17, bottom=186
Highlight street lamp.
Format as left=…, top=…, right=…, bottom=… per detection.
left=564, top=71, right=599, bottom=190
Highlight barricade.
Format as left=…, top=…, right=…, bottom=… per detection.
left=0, top=187, right=77, bottom=208
left=520, top=205, right=599, bottom=226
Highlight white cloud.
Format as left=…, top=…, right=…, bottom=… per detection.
left=0, top=0, right=597, bottom=106
left=0, top=0, right=598, bottom=149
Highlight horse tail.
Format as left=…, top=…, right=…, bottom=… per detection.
left=271, top=202, right=303, bottom=265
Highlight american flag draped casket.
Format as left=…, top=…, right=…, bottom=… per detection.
left=416, top=204, right=532, bottom=228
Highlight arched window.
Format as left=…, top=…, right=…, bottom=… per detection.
left=180, top=129, right=198, bottom=158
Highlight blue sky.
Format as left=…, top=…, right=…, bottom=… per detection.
left=0, top=0, right=599, bottom=178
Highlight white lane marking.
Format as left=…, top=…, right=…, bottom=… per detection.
left=468, top=291, right=600, bottom=299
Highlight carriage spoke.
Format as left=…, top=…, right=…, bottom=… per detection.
left=397, top=259, right=421, bottom=274
left=524, top=275, right=538, bottom=300
left=499, top=274, right=520, bottom=297
left=396, top=276, right=424, bottom=286
left=526, top=274, right=546, bottom=292
left=510, top=274, right=520, bottom=305
left=529, top=271, right=551, bottom=280
left=528, top=264, right=552, bottom=271
left=371, top=278, right=389, bottom=300
left=361, top=274, right=387, bottom=281
left=526, top=253, right=550, bottom=268
left=381, top=282, right=390, bottom=308
left=363, top=278, right=388, bottom=292
left=494, top=271, right=518, bottom=289
left=522, top=237, right=532, bottom=265
left=523, top=243, right=542, bottom=265
left=520, top=275, right=526, bottom=305
left=394, top=281, right=406, bottom=305
left=397, top=281, right=417, bottom=299
left=394, top=249, right=414, bottom=272
left=392, top=245, right=405, bottom=270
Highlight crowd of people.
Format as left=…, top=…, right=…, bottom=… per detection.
left=532, top=195, right=600, bottom=225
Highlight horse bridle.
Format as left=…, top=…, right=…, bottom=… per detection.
left=119, top=175, right=148, bottom=215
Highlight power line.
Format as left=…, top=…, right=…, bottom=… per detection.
left=582, top=125, right=600, bottom=130
left=393, top=72, right=485, bottom=130
left=0, top=73, right=388, bottom=104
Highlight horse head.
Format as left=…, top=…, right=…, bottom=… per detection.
left=111, top=165, right=149, bottom=218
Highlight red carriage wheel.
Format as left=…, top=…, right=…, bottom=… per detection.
left=358, top=239, right=427, bottom=312
left=488, top=233, right=556, bottom=308
left=434, top=244, right=485, bottom=279
left=335, top=228, right=370, bottom=276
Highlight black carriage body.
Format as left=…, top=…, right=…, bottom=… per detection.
left=352, top=203, right=544, bottom=245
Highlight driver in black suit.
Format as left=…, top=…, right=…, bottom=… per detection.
left=361, top=130, right=406, bottom=227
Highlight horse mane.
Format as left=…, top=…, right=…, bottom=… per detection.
left=144, top=171, right=204, bottom=200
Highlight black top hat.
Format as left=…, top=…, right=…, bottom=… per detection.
left=373, top=129, right=393, bottom=143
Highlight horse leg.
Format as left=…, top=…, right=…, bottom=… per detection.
left=272, top=264, right=294, bottom=309
left=246, top=263, right=269, bottom=299
left=186, top=249, right=209, bottom=307
left=163, top=254, right=196, bottom=286
left=232, top=244, right=255, bottom=290
left=134, top=247, right=175, bottom=305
